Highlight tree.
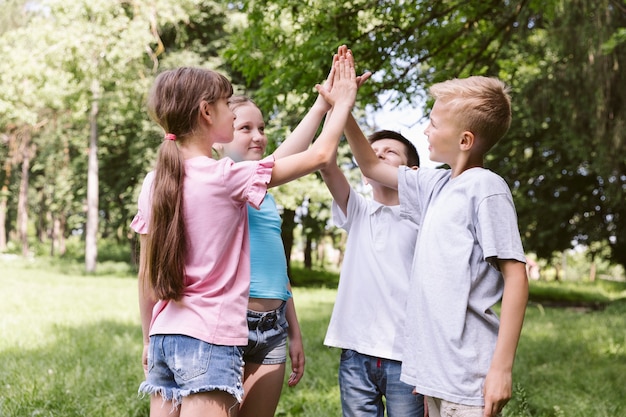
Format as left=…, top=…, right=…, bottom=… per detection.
left=0, top=0, right=227, bottom=267
left=225, top=0, right=626, bottom=270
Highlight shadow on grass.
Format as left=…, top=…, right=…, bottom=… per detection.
left=0, top=320, right=149, bottom=417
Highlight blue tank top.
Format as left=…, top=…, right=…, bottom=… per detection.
left=247, top=194, right=292, bottom=300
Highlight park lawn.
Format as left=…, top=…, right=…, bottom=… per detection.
left=0, top=259, right=625, bottom=417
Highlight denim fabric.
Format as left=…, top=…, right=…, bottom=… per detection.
left=339, top=349, right=424, bottom=417
left=241, top=301, right=289, bottom=365
left=139, top=334, right=244, bottom=407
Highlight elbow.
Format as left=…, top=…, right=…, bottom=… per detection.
left=310, top=148, right=334, bottom=171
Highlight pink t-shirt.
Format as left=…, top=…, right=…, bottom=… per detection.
left=130, top=155, right=274, bottom=346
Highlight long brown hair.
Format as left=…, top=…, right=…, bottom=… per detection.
left=143, top=67, right=233, bottom=301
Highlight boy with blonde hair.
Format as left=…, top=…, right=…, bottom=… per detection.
left=344, top=76, right=529, bottom=417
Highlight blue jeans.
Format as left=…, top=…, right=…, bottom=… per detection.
left=339, top=349, right=424, bottom=417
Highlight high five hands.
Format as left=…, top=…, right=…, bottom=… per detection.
left=316, top=45, right=372, bottom=110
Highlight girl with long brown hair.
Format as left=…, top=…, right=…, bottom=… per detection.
left=131, top=48, right=356, bottom=417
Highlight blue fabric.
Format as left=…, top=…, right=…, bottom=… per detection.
left=140, top=334, right=244, bottom=406
left=241, top=302, right=289, bottom=364
left=247, top=194, right=291, bottom=300
left=338, top=349, right=424, bottom=417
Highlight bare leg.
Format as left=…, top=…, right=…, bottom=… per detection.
left=150, top=395, right=180, bottom=417
left=238, top=362, right=286, bottom=417
left=180, top=391, right=239, bottom=417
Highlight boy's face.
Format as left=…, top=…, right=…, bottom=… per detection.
left=423, top=100, right=464, bottom=164
left=363, top=138, right=410, bottom=187
left=370, top=139, right=410, bottom=168
left=221, top=103, right=267, bottom=162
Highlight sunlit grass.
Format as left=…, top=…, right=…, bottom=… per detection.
left=1, top=259, right=625, bottom=416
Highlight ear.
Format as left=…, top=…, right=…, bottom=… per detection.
left=459, top=131, right=475, bottom=151
left=200, top=101, right=212, bottom=122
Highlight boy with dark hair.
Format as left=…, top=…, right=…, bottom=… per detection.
left=322, top=128, right=424, bottom=417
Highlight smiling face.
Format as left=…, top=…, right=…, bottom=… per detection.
left=220, top=102, right=267, bottom=162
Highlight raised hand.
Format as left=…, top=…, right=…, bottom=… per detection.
left=316, top=48, right=357, bottom=109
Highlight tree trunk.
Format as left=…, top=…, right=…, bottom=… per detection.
left=0, top=130, right=16, bottom=252
left=304, top=232, right=312, bottom=269
left=589, top=252, right=597, bottom=282
left=0, top=186, right=8, bottom=251
left=17, top=129, right=31, bottom=257
left=280, top=208, right=296, bottom=279
left=85, top=78, right=100, bottom=273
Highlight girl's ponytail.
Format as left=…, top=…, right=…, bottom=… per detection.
left=145, top=137, right=186, bottom=300
left=142, top=67, right=232, bottom=301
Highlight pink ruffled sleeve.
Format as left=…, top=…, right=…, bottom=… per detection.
left=129, top=172, right=154, bottom=235
left=246, top=155, right=274, bottom=210
left=130, top=213, right=148, bottom=234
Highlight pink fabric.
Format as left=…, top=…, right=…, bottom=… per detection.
left=130, top=155, right=274, bottom=346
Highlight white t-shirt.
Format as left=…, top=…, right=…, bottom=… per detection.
left=324, top=187, right=418, bottom=361
left=398, top=166, right=526, bottom=406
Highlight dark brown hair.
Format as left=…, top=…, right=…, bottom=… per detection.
left=368, top=130, right=420, bottom=167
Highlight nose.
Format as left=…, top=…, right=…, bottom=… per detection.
left=252, top=130, right=265, bottom=142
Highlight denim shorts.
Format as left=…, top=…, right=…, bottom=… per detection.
left=240, top=301, right=289, bottom=365
left=339, top=349, right=424, bottom=417
left=139, top=334, right=244, bottom=408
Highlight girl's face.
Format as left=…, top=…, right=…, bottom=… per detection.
left=221, top=103, right=267, bottom=162
left=210, top=98, right=237, bottom=145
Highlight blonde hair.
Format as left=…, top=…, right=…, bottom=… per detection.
left=144, top=67, right=233, bottom=301
left=429, top=76, right=511, bottom=153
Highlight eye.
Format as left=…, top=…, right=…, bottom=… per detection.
left=259, top=126, right=265, bottom=134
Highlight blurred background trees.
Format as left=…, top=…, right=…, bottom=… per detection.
left=0, top=0, right=624, bottom=279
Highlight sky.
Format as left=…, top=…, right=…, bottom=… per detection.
left=367, top=99, right=439, bottom=168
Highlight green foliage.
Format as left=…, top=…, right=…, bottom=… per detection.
left=508, top=300, right=626, bottom=417
left=225, top=0, right=626, bottom=273
left=289, top=262, right=339, bottom=288
left=529, top=279, right=626, bottom=307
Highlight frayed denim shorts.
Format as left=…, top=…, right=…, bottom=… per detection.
left=139, top=334, right=244, bottom=408
left=240, top=301, right=288, bottom=365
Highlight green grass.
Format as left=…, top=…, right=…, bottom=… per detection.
left=1, top=258, right=625, bottom=416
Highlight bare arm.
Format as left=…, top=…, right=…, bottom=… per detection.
left=137, top=235, right=157, bottom=376
left=320, top=151, right=351, bottom=216
left=273, top=46, right=371, bottom=160
left=268, top=52, right=356, bottom=188
left=271, top=98, right=329, bottom=159
left=344, top=113, right=399, bottom=189
left=483, top=259, right=529, bottom=417
left=272, top=53, right=336, bottom=159
left=285, top=284, right=305, bottom=387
